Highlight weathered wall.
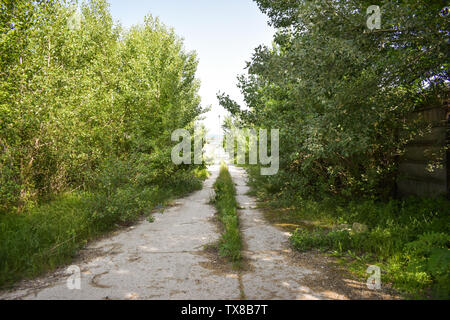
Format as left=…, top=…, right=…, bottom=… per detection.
left=397, top=99, right=449, bottom=198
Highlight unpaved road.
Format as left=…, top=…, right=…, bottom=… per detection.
left=0, top=165, right=396, bottom=300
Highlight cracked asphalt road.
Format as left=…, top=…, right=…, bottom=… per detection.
left=0, top=165, right=396, bottom=300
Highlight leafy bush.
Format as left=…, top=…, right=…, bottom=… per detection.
left=286, top=196, right=450, bottom=299
left=1, top=0, right=204, bottom=210
left=0, top=0, right=206, bottom=288
left=244, top=153, right=449, bottom=298
left=220, top=0, right=448, bottom=200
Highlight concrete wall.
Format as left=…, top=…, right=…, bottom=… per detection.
left=397, top=99, right=449, bottom=198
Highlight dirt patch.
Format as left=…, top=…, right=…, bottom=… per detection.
left=258, top=206, right=402, bottom=299
left=197, top=248, right=236, bottom=276
left=250, top=194, right=401, bottom=299
left=262, top=207, right=332, bottom=233
left=285, top=249, right=401, bottom=300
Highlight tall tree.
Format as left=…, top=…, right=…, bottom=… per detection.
left=219, top=0, right=449, bottom=199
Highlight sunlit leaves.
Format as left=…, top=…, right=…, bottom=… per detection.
left=219, top=0, right=449, bottom=199
left=0, top=0, right=203, bottom=211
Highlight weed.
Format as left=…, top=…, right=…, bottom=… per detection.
left=212, top=164, right=242, bottom=268
left=246, top=165, right=450, bottom=299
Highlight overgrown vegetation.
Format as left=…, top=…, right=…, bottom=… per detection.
left=247, top=166, right=449, bottom=299
left=220, top=0, right=449, bottom=299
left=0, top=0, right=206, bottom=288
left=220, top=0, right=449, bottom=199
left=213, top=164, right=242, bottom=268
left=0, top=171, right=206, bottom=287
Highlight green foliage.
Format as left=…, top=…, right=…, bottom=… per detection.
left=193, top=167, right=211, bottom=180
left=404, top=233, right=450, bottom=298
left=0, top=192, right=93, bottom=286
left=219, top=0, right=449, bottom=298
left=0, top=0, right=204, bottom=211
left=253, top=173, right=450, bottom=298
left=0, top=0, right=206, bottom=288
left=219, top=0, right=449, bottom=199
left=213, top=164, right=242, bottom=266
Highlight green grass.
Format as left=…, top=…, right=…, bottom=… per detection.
left=0, top=192, right=94, bottom=287
left=246, top=166, right=450, bottom=300
left=193, top=167, right=211, bottom=180
left=213, top=164, right=242, bottom=268
left=0, top=167, right=206, bottom=289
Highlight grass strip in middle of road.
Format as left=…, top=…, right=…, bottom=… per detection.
left=213, top=164, right=242, bottom=268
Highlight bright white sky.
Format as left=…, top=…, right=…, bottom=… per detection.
left=108, top=0, right=274, bottom=136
